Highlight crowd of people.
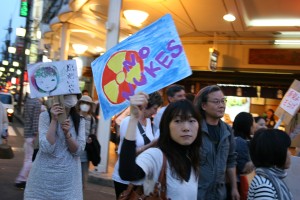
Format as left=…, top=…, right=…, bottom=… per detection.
left=4, top=84, right=297, bottom=200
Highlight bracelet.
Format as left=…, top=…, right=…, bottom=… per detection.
left=65, top=133, right=72, bottom=140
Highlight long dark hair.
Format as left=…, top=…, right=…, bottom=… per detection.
left=158, top=100, right=202, bottom=181
left=70, top=106, right=81, bottom=135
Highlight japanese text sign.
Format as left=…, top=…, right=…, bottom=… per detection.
left=275, top=79, right=300, bottom=125
left=92, top=14, right=192, bottom=119
left=28, top=60, right=81, bottom=98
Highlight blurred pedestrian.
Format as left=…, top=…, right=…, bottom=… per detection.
left=76, top=95, right=97, bottom=189
left=15, top=94, right=41, bottom=189
left=232, top=112, right=255, bottom=199
left=153, top=84, right=186, bottom=134
left=0, top=101, right=8, bottom=145
left=265, top=109, right=276, bottom=128
left=24, top=94, right=86, bottom=200
left=254, top=116, right=267, bottom=131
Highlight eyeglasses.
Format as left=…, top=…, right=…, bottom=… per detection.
left=206, top=98, right=227, bottom=105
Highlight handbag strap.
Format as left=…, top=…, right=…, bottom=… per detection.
left=158, top=153, right=167, bottom=199
left=137, top=122, right=151, bottom=145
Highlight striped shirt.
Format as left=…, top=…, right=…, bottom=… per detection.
left=248, top=175, right=278, bottom=200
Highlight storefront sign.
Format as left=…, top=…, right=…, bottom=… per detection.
left=249, top=49, right=300, bottom=65
left=92, top=14, right=191, bottom=119
left=20, top=0, right=28, bottom=17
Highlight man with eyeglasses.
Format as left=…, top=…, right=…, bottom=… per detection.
left=194, top=85, right=239, bottom=200
left=152, top=84, right=186, bottom=134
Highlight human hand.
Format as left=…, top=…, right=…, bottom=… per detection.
left=61, top=119, right=70, bottom=134
left=231, top=187, right=240, bottom=200
left=129, top=92, right=148, bottom=119
left=50, top=103, right=64, bottom=121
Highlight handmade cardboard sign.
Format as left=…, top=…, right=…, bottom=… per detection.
left=275, top=79, right=300, bottom=125
left=28, top=60, right=81, bottom=98
left=92, top=14, right=192, bottom=119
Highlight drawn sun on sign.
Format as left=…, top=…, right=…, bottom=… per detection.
left=102, top=50, right=144, bottom=104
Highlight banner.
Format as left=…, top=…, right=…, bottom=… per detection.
left=28, top=60, right=81, bottom=98
left=92, top=14, right=192, bottom=119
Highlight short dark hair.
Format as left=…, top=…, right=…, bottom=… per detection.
left=158, top=99, right=202, bottom=181
left=146, top=92, right=163, bottom=109
left=166, top=84, right=185, bottom=97
left=194, top=85, right=222, bottom=118
left=250, top=129, right=291, bottom=169
left=233, top=112, right=253, bottom=140
left=185, top=93, right=195, bottom=102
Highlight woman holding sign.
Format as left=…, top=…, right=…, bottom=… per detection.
left=118, top=93, right=201, bottom=199
left=24, top=94, right=86, bottom=200
left=112, top=92, right=163, bottom=198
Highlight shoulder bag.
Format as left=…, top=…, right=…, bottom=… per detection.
left=0, top=141, right=14, bottom=159
left=118, top=154, right=167, bottom=200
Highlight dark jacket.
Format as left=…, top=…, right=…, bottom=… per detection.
left=198, top=120, right=236, bottom=200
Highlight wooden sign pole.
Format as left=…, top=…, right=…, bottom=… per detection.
left=53, top=95, right=67, bottom=123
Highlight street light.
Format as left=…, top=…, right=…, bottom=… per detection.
left=2, top=60, right=9, bottom=65
left=12, top=61, right=19, bottom=67
left=8, top=46, right=16, bottom=54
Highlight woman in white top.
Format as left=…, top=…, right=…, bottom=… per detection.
left=112, top=91, right=163, bottom=198
left=119, top=92, right=202, bottom=200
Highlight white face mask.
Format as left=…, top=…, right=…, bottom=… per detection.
left=80, top=104, right=90, bottom=112
left=64, top=95, right=78, bottom=108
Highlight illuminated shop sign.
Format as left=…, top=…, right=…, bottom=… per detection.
left=20, top=0, right=28, bottom=17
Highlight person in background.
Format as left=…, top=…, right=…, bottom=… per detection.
left=82, top=89, right=89, bottom=96
left=248, top=129, right=293, bottom=200
left=265, top=109, right=276, bottom=128
left=153, top=84, right=186, bottom=134
left=76, top=95, right=96, bottom=189
left=254, top=116, right=267, bottom=131
left=194, top=85, right=239, bottom=200
left=0, top=101, right=8, bottom=145
left=112, top=92, right=163, bottom=198
left=186, top=93, right=195, bottom=102
left=15, top=94, right=42, bottom=189
left=24, top=94, right=86, bottom=200
left=232, top=112, right=255, bottom=198
left=119, top=94, right=202, bottom=199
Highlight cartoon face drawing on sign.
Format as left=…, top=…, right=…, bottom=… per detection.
left=31, top=65, right=59, bottom=94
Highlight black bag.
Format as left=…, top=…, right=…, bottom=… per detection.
left=85, top=134, right=101, bottom=166
left=0, top=143, right=14, bottom=159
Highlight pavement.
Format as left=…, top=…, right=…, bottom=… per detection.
left=0, top=113, right=117, bottom=200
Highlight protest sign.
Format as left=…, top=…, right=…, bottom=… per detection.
left=275, top=79, right=300, bottom=126
left=28, top=60, right=81, bottom=98
left=92, top=14, right=192, bottom=119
